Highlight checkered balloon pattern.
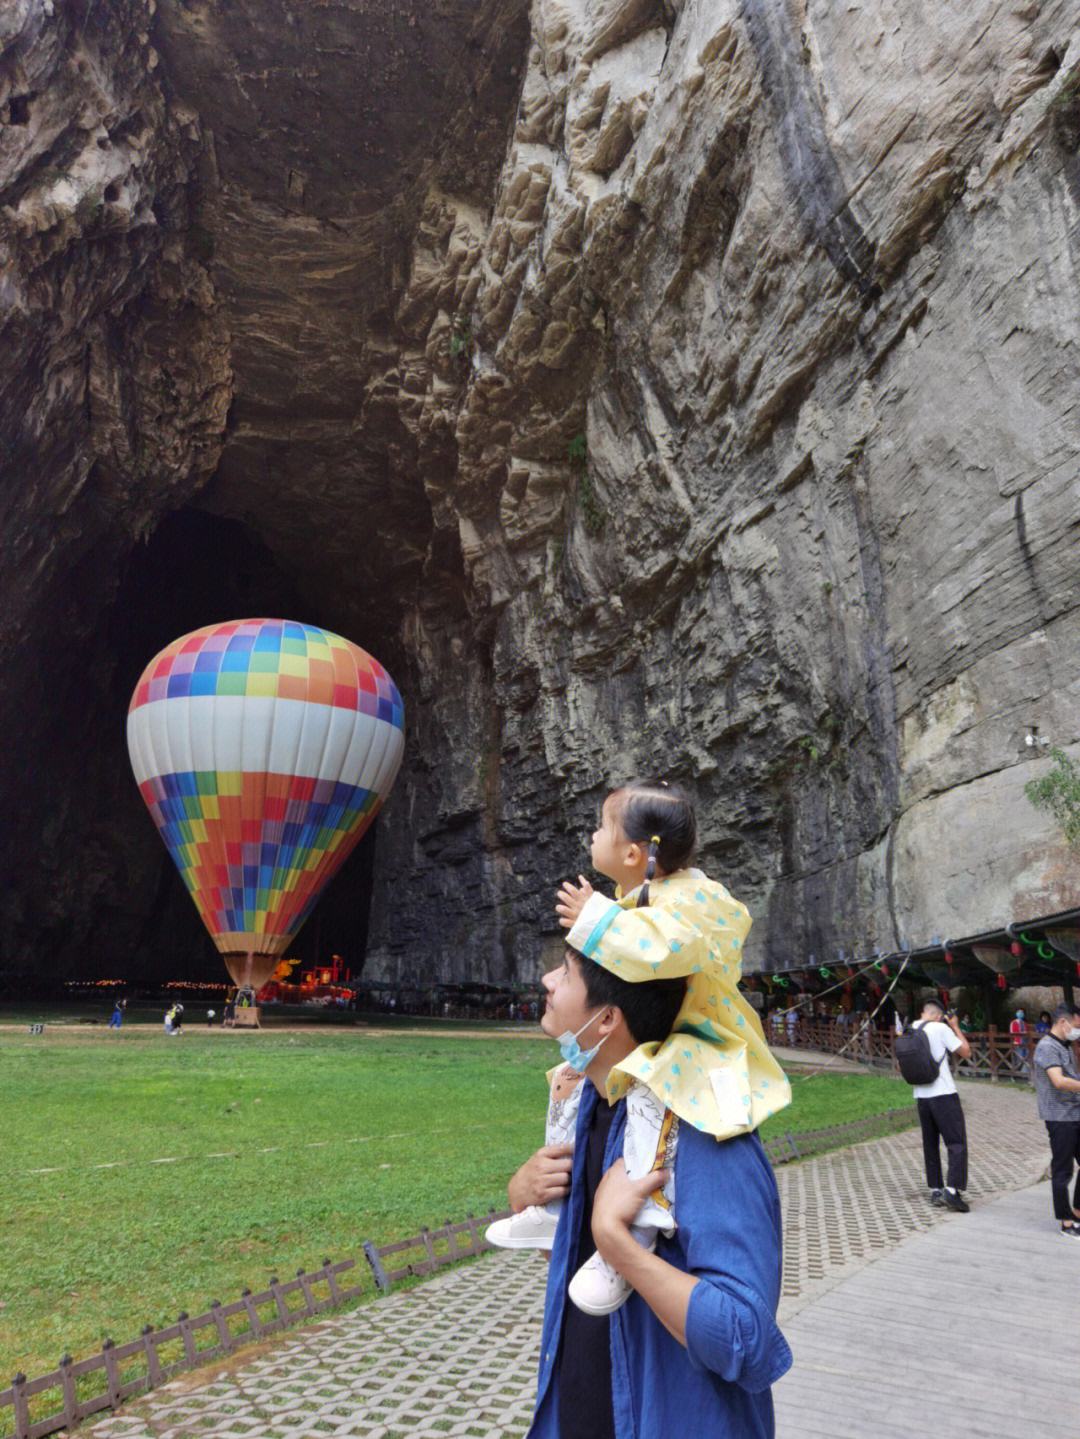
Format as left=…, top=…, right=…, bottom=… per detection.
left=127, top=619, right=405, bottom=958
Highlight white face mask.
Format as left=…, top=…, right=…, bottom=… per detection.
left=1065, top=1026, right=1080, bottom=1043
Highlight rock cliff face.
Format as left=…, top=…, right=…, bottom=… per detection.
left=2, top=0, right=1078, bottom=985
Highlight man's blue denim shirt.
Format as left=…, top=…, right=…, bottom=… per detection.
left=527, top=1080, right=793, bottom=1438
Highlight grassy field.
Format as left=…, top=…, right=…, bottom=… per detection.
left=1, top=1023, right=910, bottom=1387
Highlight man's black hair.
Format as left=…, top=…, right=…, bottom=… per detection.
left=566, top=945, right=686, bottom=1045
left=1053, top=1003, right=1080, bottom=1022
left=921, top=997, right=945, bottom=1014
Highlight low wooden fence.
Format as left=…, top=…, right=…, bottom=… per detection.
left=0, top=1209, right=511, bottom=1439
left=363, top=1211, right=511, bottom=1292
left=761, top=1106, right=913, bottom=1163
left=779, top=1021, right=1057, bottom=1081
left=1, top=1104, right=918, bottom=1439
left=0, top=1258, right=363, bottom=1439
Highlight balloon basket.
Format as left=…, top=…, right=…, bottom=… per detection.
left=230, top=985, right=261, bottom=1028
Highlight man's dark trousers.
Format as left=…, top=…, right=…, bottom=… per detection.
left=1045, top=1121, right=1080, bottom=1220
left=917, top=1094, right=968, bottom=1190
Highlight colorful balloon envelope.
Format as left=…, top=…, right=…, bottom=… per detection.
left=127, top=619, right=405, bottom=991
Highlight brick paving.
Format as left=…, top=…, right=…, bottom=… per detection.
left=777, top=1078, right=1047, bottom=1314
left=83, top=1080, right=1049, bottom=1439
left=775, top=1182, right=1073, bottom=1438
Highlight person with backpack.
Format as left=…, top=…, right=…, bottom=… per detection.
left=896, top=997, right=972, bottom=1212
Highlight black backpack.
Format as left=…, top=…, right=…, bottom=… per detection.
left=895, top=1022, right=947, bottom=1086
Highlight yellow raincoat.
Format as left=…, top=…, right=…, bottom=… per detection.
left=567, top=869, right=791, bottom=1138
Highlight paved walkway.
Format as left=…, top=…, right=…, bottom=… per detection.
left=775, top=1182, right=1073, bottom=1438
left=83, top=1081, right=1054, bottom=1439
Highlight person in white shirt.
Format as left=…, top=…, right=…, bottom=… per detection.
left=910, top=998, right=972, bottom=1212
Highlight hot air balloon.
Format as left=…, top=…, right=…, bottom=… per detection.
left=127, top=619, right=404, bottom=1006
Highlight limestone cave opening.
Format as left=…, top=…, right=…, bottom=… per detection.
left=114, top=507, right=387, bottom=986
left=5, top=506, right=387, bottom=991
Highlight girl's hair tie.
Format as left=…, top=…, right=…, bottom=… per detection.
left=639, top=835, right=661, bottom=907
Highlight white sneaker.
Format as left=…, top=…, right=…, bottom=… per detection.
left=485, top=1206, right=559, bottom=1250
left=568, top=1251, right=633, bottom=1316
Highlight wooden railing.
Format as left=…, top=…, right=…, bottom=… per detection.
left=778, top=1020, right=1058, bottom=1081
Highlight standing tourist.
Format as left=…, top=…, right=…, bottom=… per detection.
left=902, top=998, right=972, bottom=1212
left=509, top=946, right=791, bottom=1437
left=490, top=779, right=789, bottom=1317
left=1032, top=1003, right=1080, bottom=1239
left=1009, top=1008, right=1029, bottom=1069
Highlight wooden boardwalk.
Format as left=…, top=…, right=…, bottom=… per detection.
left=775, top=1180, right=1073, bottom=1438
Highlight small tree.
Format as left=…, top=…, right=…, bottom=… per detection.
left=1025, top=748, right=1080, bottom=848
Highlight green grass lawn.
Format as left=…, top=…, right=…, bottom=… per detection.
left=1, top=1024, right=910, bottom=1391
left=761, top=1068, right=910, bottom=1139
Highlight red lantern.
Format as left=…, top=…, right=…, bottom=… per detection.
left=944, top=950, right=954, bottom=968
left=1010, top=941, right=1023, bottom=957
left=996, top=973, right=1007, bottom=990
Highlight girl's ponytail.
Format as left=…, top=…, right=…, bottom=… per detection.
left=637, top=835, right=662, bottom=908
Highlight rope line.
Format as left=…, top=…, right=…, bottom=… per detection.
left=786, top=954, right=913, bottom=1085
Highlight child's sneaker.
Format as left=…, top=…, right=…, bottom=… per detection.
left=485, top=1206, right=559, bottom=1250
left=568, top=1251, right=634, bottom=1316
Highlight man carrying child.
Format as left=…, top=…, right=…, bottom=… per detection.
left=509, top=944, right=791, bottom=1438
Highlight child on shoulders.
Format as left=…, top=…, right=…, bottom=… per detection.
left=488, top=779, right=790, bottom=1316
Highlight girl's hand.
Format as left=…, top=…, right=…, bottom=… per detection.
left=555, top=875, right=594, bottom=929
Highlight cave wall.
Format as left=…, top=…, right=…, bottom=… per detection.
left=2, top=0, right=1078, bottom=986
left=364, top=0, right=1080, bottom=981
left=0, top=0, right=230, bottom=978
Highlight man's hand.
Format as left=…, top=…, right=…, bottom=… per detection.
left=590, top=1159, right=694, bottom=1349
left=508, top=1144, right=574, bottom=1212
left=555, top=875, right=594, bottom=930
left=591, top=1158, right=670, bottom=1259
left=945, top=1011, right=972, bottom=1061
